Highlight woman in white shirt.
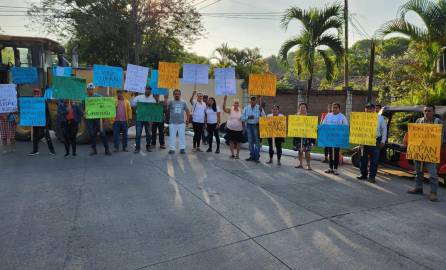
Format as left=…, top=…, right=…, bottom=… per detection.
left=190, top=91, right=207, bottom=151
left=205, top=97, right=221, bottom=153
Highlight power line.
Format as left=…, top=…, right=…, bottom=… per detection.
left=199, top=0, right=223, bottom=10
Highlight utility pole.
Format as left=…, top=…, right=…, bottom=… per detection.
left=344, top=0, right=349, bottom=89
left=367, top=40, right=376, bottom=103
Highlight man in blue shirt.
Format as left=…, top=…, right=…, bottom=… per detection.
left=241, top=96, right=265, bottom=162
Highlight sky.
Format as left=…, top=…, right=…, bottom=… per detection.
left=0, top=0, right=420, bottom=58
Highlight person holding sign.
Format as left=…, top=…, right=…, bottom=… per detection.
left=293, top=103, right=314, bottom=170
left=204, top=97, right=221, bottom=153
left=265, top=105, right=284, bottom=166
left=151, top=94, right=167, bottom=149
left=320, top=104, right=332, bottom=163
left=189, top=91, right=207, bottom=152
left=322, top=103, right=348, bottom=175
left=241, top=96, right=265, bottom=163
left=131, top=85, right=156, bottom=153
left=222, top=96, right=243, bottom=159
left=356, top=104, right=387, bottom=183
left=0, top=84, right=17, bottom=153
left=407, top=105, right=444, bottom=202
left=167, top=89, right=190, bottom=154
left=112, top=90, right=132, bottom=152
left=57, top=100, right=83, bottom=157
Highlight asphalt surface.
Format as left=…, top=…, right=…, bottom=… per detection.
left=0, top=136, right=445, bottom=270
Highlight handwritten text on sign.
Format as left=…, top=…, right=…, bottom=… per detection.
left=11, top=67, right=38, bottom=84
left=317, top=124, right=350, bottom=148
left=182, top=64, right=209, bottom=85
left=85, top=97, right=116, bottom=119
left=150, top=70, right=169, bottom=96
left=287, top=115, right=318, bottom=139
left=52, top=76, right=87, bottom=101
left=124, top=64, right=149, bottom=93
left=158, top=62, right=180, bottom=89
left=93, top=65, right=124, bottom=88
left=407, top=123, right=443, bottom=163
left=215, top=68, right=236, bottom=96
left=259, top=116, right=287, bottom=138
left=0, top=84, right=18, bottom=113
left=136, top=102, right=164, bottom=123
left=19, top=97, right=46, bottom=127
left=248, top=74, right=277, bottom=96
left=349, top=112, right=378, bottom=146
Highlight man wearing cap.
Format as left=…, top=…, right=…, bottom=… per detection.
left=241, top=96, right=265, bottom=163
left=357, top=103, right=387, bottom=183
left=112, top=90, right=132, bottom=152
left=131, top=85, right=156, bottom=153
left=85, top=83, right=112, bottom=156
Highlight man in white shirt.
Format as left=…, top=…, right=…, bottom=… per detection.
left=131, top=86, right=156, bottom=153
left=357, top=103, right=387, bottom=183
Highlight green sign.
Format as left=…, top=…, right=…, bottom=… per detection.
left=85, top=97, right=116, bottom=119
left=52, top=76, right=86, bottom=100
left=137, top=102, right=163, bottom=122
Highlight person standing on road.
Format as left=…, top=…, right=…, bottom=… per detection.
left=29, top=88, right=56, bottom=156
left=204, top=97, right=221, bottom=153
left=265, top=105, right=284, bottom=166
left=322, top=103, right=348, bottom=175
left=201, top=94, right=209, bottom=146
left=241, top=96, right=265, bottom=163
left=0, top=102, right=17, bottom=154
left=293, top=103, right=313, bottom=170
left=151, top=94, right=167, bottom=149
left=407, top=105, right=444, bottom=202
left=112, top=90, right=132, bottom=152
left=222, top=96, right=243, bottom=159
left=168, top=89, right=190, bottom=154
left=57, top=100, right=83, bottom=157
left=85, top=83, right=111, bottom=156
left=132, top=86, right=156, bottom=153
left=320, top=103, right=332, bottom=163
left=189, top=91, right=207, bottom=151
left=356, top=103, right=387, bottom=183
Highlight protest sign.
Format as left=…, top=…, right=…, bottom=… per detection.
left=182, top=63, right=209, bottom=85
left=52, top=76, right=86, bottom=100
left=317, top=124, right=349, bottom=148
left=136, top=102, right=164, bottom=122
left=349, top=112, right=378, bottom=146
left=287, top=115, right=318, bottom=138
left=259, top=116, right=287, bottom=138
left=85, top=97, right=116, bottom=119
left=215, top=68, right=236, bottom=96
left=149, top=70, right=169, bottom=96
left=124, top=64, right=149, bottom=93
left=53, top=66, right=72, bottom=77
left=406, top=123, right=443, bottom=163
left=0, top=84, right=18, bottom=113
left=93, top=64, right=124, bottom=88
left=248, top=73, right=277, bottom=96
left=11, top=67, right=38, bottom=84
left=158, top=62, right=180, bottom=89
left=19, top=97, right=46, bottom=127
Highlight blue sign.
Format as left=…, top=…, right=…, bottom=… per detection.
left=215, top=68, right=236, bottom=96
left=19, top=97, right=46, bottom=127
left=93, top=64, right=123, bottom=88
left=52, top=66, right=72, bottom=77
left=182, top=63, right=209, bottom=85
left=11, top=67, right=38, bottom=84
left=317, top=124, right=350, bottom=148
left=150, top=70, right=169, bottom=95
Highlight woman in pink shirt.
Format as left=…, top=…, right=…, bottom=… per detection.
left=222, top=96, right=243, bottom=159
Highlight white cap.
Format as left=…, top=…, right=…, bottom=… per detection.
left=87, top=83, right=95, bottom=89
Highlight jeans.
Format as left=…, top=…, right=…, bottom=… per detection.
left=414, top=161, right=438, bottom=193
left=360, top=145, right=381, bottom=178
left=206, top=123, right=220, bottom=150
left=192, top=122, right=204, bottom=148
left=32, top=126, right=54, bottom=153
left=169, top=123, right=186, bottom=151
left=135, top=121, right=151, bottom=150
left=328, top=147, right=340, bottom=170
left=151, top=122, right=165, bottom=146
left=246, top=124, right=261, bottom=160
left=86, top=119, right=109, bottom=150
left=61, top=120, right=78, bottom=154
left=267, top=138, right=283, bottom=160
left=113, top=121, right=128, bottom=150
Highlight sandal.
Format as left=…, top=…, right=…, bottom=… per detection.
left=295, top=165, right=303, bottom=169
left=325, top=169, right=333, bottom=174
left=266, top=160, right=273, bottom=164
left=230, top=155, right=235, bottom=159
left=235, top=155, right=239, bottom=159
left=307, top=167, right=313, bottom=171
left=333, top=170, right=339, bottom=175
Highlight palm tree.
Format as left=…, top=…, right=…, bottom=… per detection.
left=279, top=4, right=344, bottom=101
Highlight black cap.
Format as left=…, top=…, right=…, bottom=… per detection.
left=365, top=103, right=375, bottom=108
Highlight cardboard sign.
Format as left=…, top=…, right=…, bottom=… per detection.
left=158, top=62, right=180, bottom=89
left=53, top=66, right=72, bottom=77
left=317, top=124, right=349, bottom=148
left=182, top=63, right=209, bottom=85
left=288, top=115, right=318, bottom=139
left=349, top=112, right=378, bottom=146
left=407, top=123, right=443, bottom=163
left=85, top=97, right=116, bottom=119
left=149, top=70, right=169, bottom=95
left=136, top=102, right=164, bottom=122
left=248, top=73, right=277, bottom=96
left=124, top=64, right=149, bottom=93
left=93, top=64, right=124, bottom=88
left=0, top=84, right=18, bottom=113
left=11, top=67, right=38, bottom=84
left=215, top=68, right=236, bottom=96
left=52, top=76, right=86, bottom=100
left=19, top=97, right=46, bottom=126
left=259, top=116, right=287, bottom=138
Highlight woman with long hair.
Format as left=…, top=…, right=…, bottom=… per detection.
left=293, top=103, right=313, bottom=170
left=222, top=96, right=243, bottom=159
left=266, top=105, right=284, bottom=165
left=205, top=97, right=221, bottom=153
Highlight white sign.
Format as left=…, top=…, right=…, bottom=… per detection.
left=182, top=64, right=209, bottom=85
left=124, top=64, right=149, bottom=93
left=215, top=68, right=236, bottom=96
left=0, top=84, right=18, bottom=113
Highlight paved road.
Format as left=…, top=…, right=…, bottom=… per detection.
left=0, top=138, right=445, bottom=270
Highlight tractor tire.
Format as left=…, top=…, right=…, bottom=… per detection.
left=15, top=125, right=31, bottom=141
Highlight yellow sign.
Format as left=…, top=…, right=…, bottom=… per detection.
left=260, top=116, right=286, bottom=138
left=407, top=123, right=443, bottom=163
left=158, top=62, right=180, bottom=89
left=349, top=112, right=378, bottom=146
left=287, top=115, right=318, bottom=138
left=248, top=74, right=277, bottom=96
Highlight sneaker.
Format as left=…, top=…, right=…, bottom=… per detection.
left=245, top=157, right=254, bottom=161
left=64, top=153, right=70, bottom=157
left=180, top=149, right=186, bottom=154
left=333, top=170, right=339, bottom=175
left=122, top=148, right=129, bottom=152
left=196, top=148, right=203, bottom=152
left=28, top=151, right=39, bottom=156
left=105, top=151, right=112, bottom=156
left=206, top=148, right=212, bottom=153
left=134, top=148, right=140, bottom=154
left=266, top=160, right=273, bottom=164
left=72, top=152, right=76, bottom=156
left=215, top=149, right=220, bottom=154
left=322, top=159, right=328, bottom=163
left=168, top=150, right=175, bottom=154
left=325, top=169, right=333, bottom=174
left=357, top=175, right=368, bottom=180
left=49, top=150, right=56, bottom=155
left=160, top=145, right=166, bottom=149
left=146, top=145, right=152, bottom=152
left=368, top=177, right=376, bottom=183
left=90, top=150, right=97, bottom=156
left=429, top=192, right=438, bottom=202
left=407, top=188, right=423, bottom=195
left=113, top=148, right=119, bottom=153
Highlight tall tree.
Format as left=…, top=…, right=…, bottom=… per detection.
left=279, top=4, right=344, bottom=101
